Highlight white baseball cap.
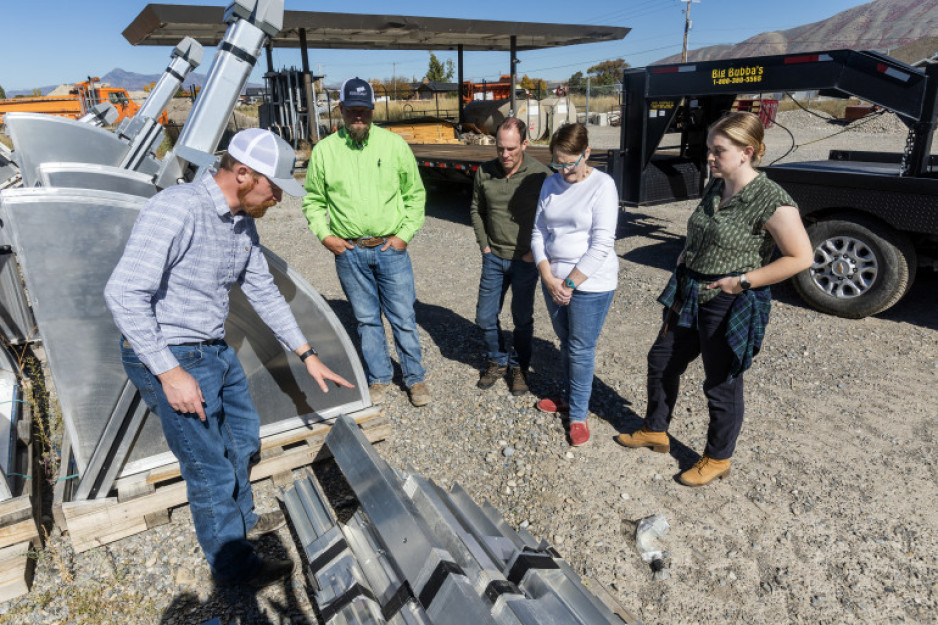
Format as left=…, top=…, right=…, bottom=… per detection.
left=226, top=128, right=306, bottom=197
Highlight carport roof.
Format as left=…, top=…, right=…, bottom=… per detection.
left=123, top=4, right=630, bottom=51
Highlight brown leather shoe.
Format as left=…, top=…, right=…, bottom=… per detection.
left=408, top=382, right=431, bottom=407
left=477, top=361, right=507, bottom=390
left=508, top=367, right=529, bottom=396
left=615, top=427, right=670, bottom=453
left=678, top=455, right=731, bottom=487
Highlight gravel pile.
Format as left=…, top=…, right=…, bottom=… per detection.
left=774, top=108, right=911, bottom=134
left=0, top=120, right=935, bottom=625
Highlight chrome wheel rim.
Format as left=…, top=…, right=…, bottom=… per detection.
left=809, top=235, right=878, bottom=298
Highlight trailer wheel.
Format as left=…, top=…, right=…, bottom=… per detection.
left=792, top=216, right=916, bottom=319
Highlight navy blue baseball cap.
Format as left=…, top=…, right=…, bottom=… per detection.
left=340, top=77, right=375, bottom=109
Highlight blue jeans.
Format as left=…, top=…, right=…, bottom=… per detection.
left=543, top=288, right=615, bottom=423
left=121, top=339, right=261, bottom=584
left=334, top=245, right=426, bottom=387
left=475, top=252, right=538, bottom=369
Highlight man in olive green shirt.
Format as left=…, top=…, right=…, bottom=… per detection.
left=469, top=117, right=551, bottom=395
left=303, top=78, right=430, bottom=407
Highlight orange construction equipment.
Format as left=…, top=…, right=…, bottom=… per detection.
left=461, top=75, right=527, bottom=104
left=0, top=78, right=168, bottom=125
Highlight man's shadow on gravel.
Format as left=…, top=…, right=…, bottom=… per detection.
left=158, top=534, right=310, bottom=625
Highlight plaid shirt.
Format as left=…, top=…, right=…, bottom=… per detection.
left=105, top=175, right=306, bottom=375
left=657, top=267, right=771, bottom=377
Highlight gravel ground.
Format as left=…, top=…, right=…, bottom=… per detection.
left=1, top=120, right=936, bottom=624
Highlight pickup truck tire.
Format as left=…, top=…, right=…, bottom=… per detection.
left=792, top=216, right=916, bottom=319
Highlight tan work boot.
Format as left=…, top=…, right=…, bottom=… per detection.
left=678, top=455, right=731, bottom=487
left=614, top=427, right=670, bottom=453
left=408, top=382, right=431, bottom=407
left=368, top=383, right=389, bottom=405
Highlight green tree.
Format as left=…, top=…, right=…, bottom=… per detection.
left=585, top=59, right=629, bottom=86
left=426, top=52, right=454, bottom=82
left=0, top=84, right=5, bottom=99
left=568, top=71, right=584, bottom=89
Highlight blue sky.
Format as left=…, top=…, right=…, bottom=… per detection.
left=0, top=0, right=878, bottom=91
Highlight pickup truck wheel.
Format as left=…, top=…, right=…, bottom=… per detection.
left=792, top=217, right=915, bottom=319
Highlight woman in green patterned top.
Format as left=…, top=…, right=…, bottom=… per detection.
left=616, top=112, right=813, bottom=487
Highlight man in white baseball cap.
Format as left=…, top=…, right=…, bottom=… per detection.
left=105, top=128, right=352, bottom=588
left=226, top=127, right=307, bottom=198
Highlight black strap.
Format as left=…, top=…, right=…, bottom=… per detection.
left=318, top=582, right=379, bottom=623
left=307, top=537, right=349, bottom=573
left=505, top=552, right=559, bottom=585
left=417, top=560, right=464, bottom=608
left=484, top=579, right=521, bottom=604
left=166, top=66, right=185, bottom=83
left=219, top=41, right=257, bottom=65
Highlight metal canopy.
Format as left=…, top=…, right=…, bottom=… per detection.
left=123, top=4, right=630, bottom=51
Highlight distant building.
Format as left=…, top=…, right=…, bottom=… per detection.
left=242, top=86, right=267, bottom=104
left=412, top=81, right=459, bottom=100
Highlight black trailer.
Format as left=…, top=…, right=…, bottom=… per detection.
left=615, top=49, right=938, bottom=318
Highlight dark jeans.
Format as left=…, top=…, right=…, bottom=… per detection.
left=121, top=339, right=261, bottom=584
left=645, top=292, right=744, bottom=460
left=475, top=252, right=538, bottom=369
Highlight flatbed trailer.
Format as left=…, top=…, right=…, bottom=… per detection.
left=614, top=49, right=938, bottom=318
left=410, top=143, right=610, bottom=185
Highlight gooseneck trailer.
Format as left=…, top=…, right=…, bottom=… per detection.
left=615, top=49, right=938, bottom=318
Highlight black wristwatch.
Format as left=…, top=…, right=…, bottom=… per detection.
left=738, top=274, right=752, bottom=291
left=298, top=347, right=318, bottom=361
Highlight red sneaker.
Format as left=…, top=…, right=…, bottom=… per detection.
left=535, top=397, right=569, bottom=413
left=569, top=421, right=590, bottom=446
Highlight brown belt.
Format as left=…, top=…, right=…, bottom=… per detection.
left=349, top=235, right=393, bottom=248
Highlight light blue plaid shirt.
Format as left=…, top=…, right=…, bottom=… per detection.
left=105, top=175, right=306, bottom=375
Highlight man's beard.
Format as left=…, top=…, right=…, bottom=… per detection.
left=238, top=178, right=276, bottom=219
left=347, top=122, right=370, bottom=143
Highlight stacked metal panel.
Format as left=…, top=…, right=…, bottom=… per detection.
left=281, top=415, right=638, bottom=625
left=0, top=0, right=371, bottom=501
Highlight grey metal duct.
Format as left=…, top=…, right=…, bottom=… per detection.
left=159, top=0, right=284, bottom=186
left=279, top=415, right=639, bottom=625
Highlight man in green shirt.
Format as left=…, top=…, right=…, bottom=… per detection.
left=302, top=78, right=430, bottom=407
left=469, top=117, right=550, bottom=395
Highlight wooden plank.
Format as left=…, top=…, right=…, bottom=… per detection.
left=61, top=410, right=388, bottom=553
left=130, top=407, right=385, bottom=487
left=51, top=433, right=75, bottom=530
left=0, top=541, right=33, bottom=603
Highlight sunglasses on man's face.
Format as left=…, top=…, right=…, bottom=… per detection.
left=550, top=151, right=586, bottom=171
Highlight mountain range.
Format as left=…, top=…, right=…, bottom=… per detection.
left=5, top=69, right=258, bottom=98
left=655, top=0, right=938, bottom=64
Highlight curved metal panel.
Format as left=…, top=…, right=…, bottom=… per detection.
left=37, top=163, right=158, bottom=198
left=5, top=114, right=129, bottom=187
left=1, top=187, right=368, bottom=477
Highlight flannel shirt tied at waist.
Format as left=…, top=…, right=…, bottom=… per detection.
left=656, top=265, right=772, bottom=378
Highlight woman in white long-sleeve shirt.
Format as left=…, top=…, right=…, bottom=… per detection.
left=530, top=123, right=619, bottom=446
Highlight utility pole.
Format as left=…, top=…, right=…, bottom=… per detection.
left=392, top=62, right=398, bottom=101
left=681, top=0, right=700, bottom=63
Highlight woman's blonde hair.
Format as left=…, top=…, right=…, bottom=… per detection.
left=709, top=111, right=767, bottom=165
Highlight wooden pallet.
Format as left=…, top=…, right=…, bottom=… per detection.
left=57, top=407, right=388, bottom=554
left=0, top=390, right=41, bottom=602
